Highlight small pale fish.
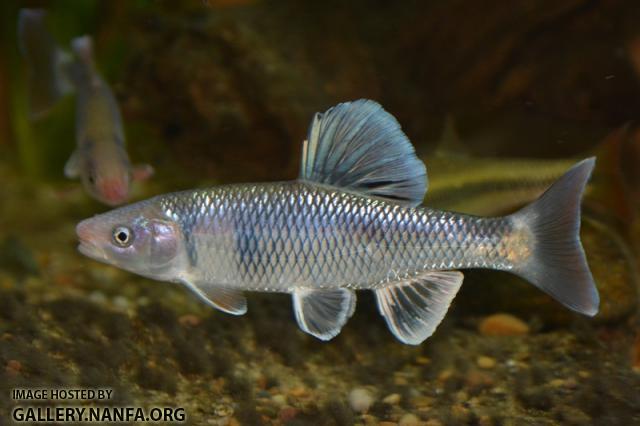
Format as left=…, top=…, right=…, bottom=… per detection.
left=17, top=8, right=73, bottom=119
left=64, top=35, right=153, bottom=206
left=76, top=100, right=599, bottom=344
left=17, top=9, right=152, bottom=206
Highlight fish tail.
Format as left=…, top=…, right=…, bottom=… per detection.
left=17, top=8, right=73, bottom=119
left=69, top=35, right=101, bottom=87
left=510, top=157, right=599, bottom=316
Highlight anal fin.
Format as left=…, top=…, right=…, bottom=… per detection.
left=181, top=279, right=247, bottom=315
left=374, top=270, right=463, bottom=345
left=293, top=288, right=356, bottom=341
left=132, top=164, right=154, bottom=181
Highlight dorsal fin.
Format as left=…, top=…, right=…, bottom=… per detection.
left=299, top=99, right=428, bottom=206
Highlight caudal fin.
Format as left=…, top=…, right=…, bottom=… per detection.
left=511, top=157, right=599, bottom=316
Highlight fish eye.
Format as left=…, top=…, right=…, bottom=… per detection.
left=112, top=226, right=134, bottom=247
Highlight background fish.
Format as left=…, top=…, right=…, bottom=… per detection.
left=76, top=99, right=599, bottom=345
left=17, top=8, right=72, bottom=120
left=17, top=10, right=153, bottom=205
left=64, top=35, right=153, bottom=206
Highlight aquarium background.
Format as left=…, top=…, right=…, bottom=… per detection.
left=1, top=1, right=639, bottom=425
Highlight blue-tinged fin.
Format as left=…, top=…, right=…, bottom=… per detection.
left=180, top=279, right=247, bottom=315
left=299, top=99, right=428, bottom=206
left=17, top=8, right=73, bottom=120
left=511, top=157, right=599, bottom=316
left=374, top=270, right=463, bottom=345
left=292, top=288, right=356, bottom=341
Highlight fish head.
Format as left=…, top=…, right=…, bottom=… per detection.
left=76, top=200, right=184, bottom=280
left=81, top=146, right=132, bottom=206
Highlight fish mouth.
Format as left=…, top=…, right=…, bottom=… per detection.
left=76, top=220, right=108, bottom=263
left=77, top=241, right=108, bottom=263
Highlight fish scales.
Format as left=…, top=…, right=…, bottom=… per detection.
left=158, top=181, right=514, bottom=292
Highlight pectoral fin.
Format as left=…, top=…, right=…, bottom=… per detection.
left=374, top=270, right=463, bottom=345
left=181, top=279, right=247, bottom=315
left=132, top=164, right=154, bottom=181
left=64, top=149, right=81, bottom=178
left=292, top=288, right=356, bottom=341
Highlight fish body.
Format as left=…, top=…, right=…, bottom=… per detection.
left=131, top=181, right=514, bottom=291
left=64, top=36, right=148, bottom=206
left=17, top=10, right=153, bottom=205
left=77, top=100, right=599, bottom=344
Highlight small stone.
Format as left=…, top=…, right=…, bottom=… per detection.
left=549, top=378, right=565, bottom=387
left=112, top=295, right=130, bottom=311
left=178, top=314, right=201, bottom=327
left=5, top=359, right=21, bottom=376
left=272, top=394, right=287, bottom=406
left=382, top=393, right=401, bottom=405
left=214, top=403, right=234, bottom=417
left=455, top=390, right=469, bottom=403
left=394, top=376, right=409, bottom=386
left=289, top=386, right=308, bottom=397
left=411, top=395, right=433, bottom=408
left=477, top=356, right=496, bottom=369
left=89, top=291, right=108, bottom=305
left=437, top=369, right=454, bottom=382
left=348, top=387, right=374, bottom=413
left=278, top=406, right=297, bottom=422
left=578, top=370, right=591, bottom=378
left=479, top=313, right=529, bottom=336
left=399, top=413, right=420, bottom=426
left=415, top=356, right=430, bottom=365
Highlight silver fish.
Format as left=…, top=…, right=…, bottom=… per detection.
left=17, top=9, right=153, bottom=206
left=76, top=100, right=599, bottom=344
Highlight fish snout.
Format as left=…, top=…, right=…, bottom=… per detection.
left=76, top=219, right=106, bottom=260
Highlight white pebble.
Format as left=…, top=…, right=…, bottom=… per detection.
left=348, top=387, right=374, bottom=413
left=112, top=295, right=130, bottom=311
left=88, top=291, right=107, bottom=305
left=383, top=393, right=401, bottom=405
left=272, top=394, right=287, bottom=406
